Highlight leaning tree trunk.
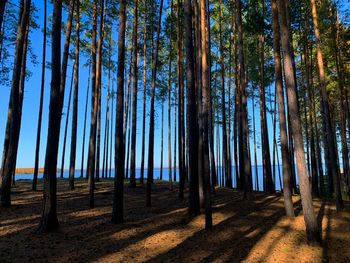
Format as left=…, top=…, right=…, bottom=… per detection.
left=271, top=0, right=294, bottom=217
left=310, top=0, right=343, bottom=211
left=68, top=0, right=80, bottom=190
left=146, top=0, right=164, bottom=207
left=37, top=0, right=61, bottom=232
left=33, top=0, right=47, bottom=191
left=112, top=0, right=126, bottom=224
left=60, top=69, right=74, bottom=179
left=278, top=0, right=321, bottom=244
left=1, top=0, right=31, bottom=206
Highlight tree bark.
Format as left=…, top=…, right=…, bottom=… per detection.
left=310, top=0, right=343, bottom=211
left=271, top=0, right=294, bottom=216
left=37, top=0, right=61, bottom=232
left=278, top=0, right=321, bottom=244
left=68, top=0, right=80, bottom=190
left=33, top=0, right=47, bottom=191
left=130, top=0, right=139, bottom=187
left=112, top=0, right=126, bottom=224
left=146, top=0, right=164, bottom=207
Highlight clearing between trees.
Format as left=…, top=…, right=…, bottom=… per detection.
left=0, top=179, right=349, bottom=263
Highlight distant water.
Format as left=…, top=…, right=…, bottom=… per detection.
left=15, top=165, right=287, bottom=191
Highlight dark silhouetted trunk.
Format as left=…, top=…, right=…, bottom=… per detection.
left=146, top=0, right=164, bottom=207
left=37, top=0, right=61, bottom=232
left=33, top=0, right=47, bottom=191
left=1, top=0, right=31, bottom=206
left=112, top=0, right=126, bottom=224
left=69, top=0, right=80, bottom=190
left=140, top=23, right=147, bottom=184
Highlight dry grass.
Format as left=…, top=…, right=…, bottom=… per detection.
left=0, top=179, right=349, bottom=263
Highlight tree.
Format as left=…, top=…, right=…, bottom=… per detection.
left=271, top=0, right=294, bottom=217
left=1, top=0, right=31, bottom=206
left=184, top=0, right=200, bottom=215
left=68, top=0, right=80, bottom=190
left=112, top=0, right=127, bottom=224
left=310, top=0, right=343, bottom=211
left=130, top=0, right=139, bottom=188
left=146, top=0, right=164, bottom=207
left=37, top=0, right=62, bottom=232
left=33, top=0, right=47, bottom=191
left=278, top=0, right=321, bottom=245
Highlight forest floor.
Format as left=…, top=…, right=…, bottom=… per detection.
left=0, top=179, right=349, bottom=263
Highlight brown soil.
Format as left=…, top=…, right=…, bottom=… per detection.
left=0, top=179, right=349, bottom=263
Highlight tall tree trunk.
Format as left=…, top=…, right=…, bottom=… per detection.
left=81, top=64, right=91, bottom=178
left=112, top=0, right=126, bottom=224
left=59, top=0, right=75, bottom=119
left=69, top=0, right=80, bottom=190
left=271, top=0, right=294, bottom=216
left=37, top=0, right=61, bottom=232
left=310, top=0, right=343, bottom=211
left=130, top=0, right=139, bottom=187
left=177, top=0, right=185, bottom=199
left=258, top=3, right=273, bottom=192
left=184, top=0, right=200, bottom=215
left=252, top=95, right=259, bottom=191
left=140, top=23, right=147, bottom=184
left=236, top=0, right=252, bottom=198
left=1, top=0, right=31, bottom=206
left=33, top=0, right=47, bottom=191
left=278, top=0, right=321, bottom=244
left=200, top=0, right=212, bottom=229
left=160, top=102, right=164, bottom=180
left=60, top=68, right=74, bottom=179
left=168, top=3, right=173, bottom=189
left=174, top=99, right=177, bottom=182
left=87, top=0, right=98, bottom=208
left=219, top=0, right=230, bottom=188
left=146, top=0, right=164, bottom=207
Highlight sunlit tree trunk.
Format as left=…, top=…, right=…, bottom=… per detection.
left=130, top=0, right=139, bottom=187
left=278, top=0, right=320, bottom=244
left=310, top=0, right=343, bottom=211
left=271, top=0, right=294, bottom=216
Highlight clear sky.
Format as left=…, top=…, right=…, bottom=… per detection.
left=0, top=0, right=349, bottom=170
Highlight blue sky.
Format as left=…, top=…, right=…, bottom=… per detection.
left=0, top=0, right=349, bottom=170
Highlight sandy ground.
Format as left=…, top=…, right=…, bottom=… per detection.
left=0, top=179, right=349, bottom=263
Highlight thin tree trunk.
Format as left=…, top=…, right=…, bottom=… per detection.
left=37, top=0, right=61, bottom=232
left=147, top=0, right=164, bottom=207
left=174, top=99, right=177, bottom=182
left=168, top=3, right=173, bottom=189
left=81, top=64, right=91, bottom=178
left=0, top=0, right=7, bottom=34
left=68, top=0, right=80, bottom=190
left=60, top=68, right=74, bottom=179
left=160, top=102, right=164, bottom=180
left=87, top=0, right=98, bottom=208
left=130, top=0, right=138, bottom=187
left=140, top=23, right=147, bottom=184
left=33, top=0, right=47, bottom=191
